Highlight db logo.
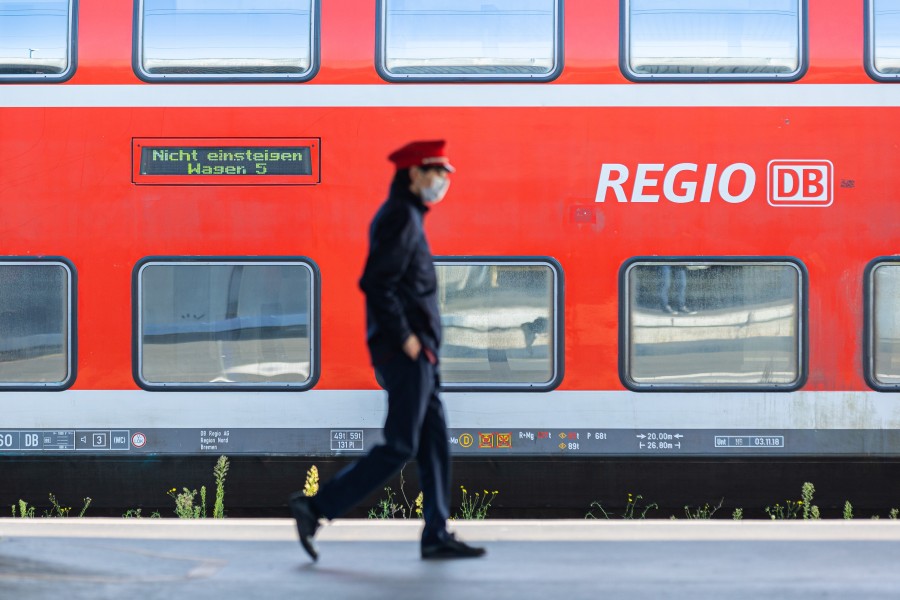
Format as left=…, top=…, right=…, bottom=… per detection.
left=767, top=160, right=833, bottom=207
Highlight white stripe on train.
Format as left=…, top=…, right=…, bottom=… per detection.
left=4, top=84, right=900, bottom=108
left=1, top=389, right=897, bottom=429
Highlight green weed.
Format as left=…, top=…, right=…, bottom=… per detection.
left=367, top=486, right=407, bottom=519
left=843, top=501, right=853, bottom=520
left=303, top=465, right=319, bottom=497
left=683, top=498, right=723, bottom=520
left=123, top=508, right=161, bottom=519
left=765, top=500, right=803, bottom=520
left=455, top=486, right=498, bottom=520
left=367, top=468, right=425, bottom=519
left=11, top=500, right=35, bottom=518
left=166, top=455, right=229, bottom=519
left=801, top=482, right=820, bottom=520
left=168, top=487, right=204, bottom=519
left=587, top=493, right=658, bottom=520
left=12, top=495, right=90, bottom=518
left=213, top=455, right=228, bottom=519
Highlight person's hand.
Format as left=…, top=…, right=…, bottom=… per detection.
left=403, top=334, right=422, bottom=360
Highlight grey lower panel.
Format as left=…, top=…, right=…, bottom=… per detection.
left=3, top=428, right=900, bottom=456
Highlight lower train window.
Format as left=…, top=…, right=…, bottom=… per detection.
left=623, top=0, right=805, bottom=81
left=0, top=0, right=76, bottom=81
left=135, top=258, right=318, bottom=390
left=865, top=260, right=900, bottom=389
left=620, top=259, right=806, bottom=391
left=435, top=258, right=562, bottom=390
left=867, top=0, right=900, bottom=80
left=134, top=0, right=318, bottom=81
left=0, top=259, right=75, bottom=389
left=377, top=0, right=562, bottom=81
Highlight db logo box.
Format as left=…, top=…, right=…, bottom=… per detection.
left=767, top=160, right=833, bottom=207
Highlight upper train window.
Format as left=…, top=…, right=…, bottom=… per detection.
left=865, top=260, right=900, bottom=390
left=135, top=258, right=319, bottom=391
left=377, top=0, right=563, bottom=82
left=134, top=0, right=318, bottom=82
left=620, top=259, right=806, bottom=391
left=436, top=259, right=563, bottom=390
left=623, top=0, right=806, bottom=81
left=0, top=0, right=76, bottom=82
left=0, top=259, right=76, bottom=390
left=867, top=0, right=900, bottom=80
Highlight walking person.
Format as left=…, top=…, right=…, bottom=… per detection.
left=289, top=140, right=486, bottom=562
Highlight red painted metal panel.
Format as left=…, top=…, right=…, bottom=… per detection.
left=0, top=1, right=892, bottom=395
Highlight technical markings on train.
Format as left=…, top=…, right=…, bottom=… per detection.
left=714, top=435, right=785, bottom=449
left=331, top=429, right=364, bottom=451
left=464, top=430, right=609, bottom=452
left=636, top=431, right=684, bottom=451
left=469, top=432, right=513, bottom=449
left=0, top=430, right=131, bottom=451
left=553, top=431, right=581, bottom=451
left=200, top=429, right=230, bottom=451
left=0, top=428, right=875, bottom=455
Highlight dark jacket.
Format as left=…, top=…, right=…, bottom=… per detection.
left=359, top=181, right=442, bottom=364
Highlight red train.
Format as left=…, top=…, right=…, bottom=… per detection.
left=2, top=0, right=900, bottom=515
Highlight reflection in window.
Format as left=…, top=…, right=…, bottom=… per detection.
left=626, top=0, right=802, bottom=78
left=0, top=0, right=73, bottom=78
left=380, top=0, right=560, bottom=79
left=624, top=261, right=802, bottom=388
left=436, top=262, right=557, bottom=387
left=870, top=0, right=900, bottom=76
left=870, top=262, right=900, bottom=386
left=138, top=262, right=314, bottom=388
left=0, top=262, right=71, bottom=386
left=138, top=0, right=315, bottom=79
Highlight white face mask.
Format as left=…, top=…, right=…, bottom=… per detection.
left=420, top=175, right=450, bottom=204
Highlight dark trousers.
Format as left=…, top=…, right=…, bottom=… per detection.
left=312, top=352, right=451, bottom=544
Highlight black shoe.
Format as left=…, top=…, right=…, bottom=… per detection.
left=288, top=493, right=321, bottom=561
left=421, top=534, right=486, bottom=560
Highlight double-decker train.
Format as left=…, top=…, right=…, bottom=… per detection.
left=2, top=0, right=900, bottom=516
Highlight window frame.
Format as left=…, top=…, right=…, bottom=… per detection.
left=132, top=0, right=320, bottom=83
left=620, top=0, right=808, bottom=82
left=618, top=256, right=808, bottom=392
left=865, top=0, right=900, bottom=82
left=375, top=0, right=564, bottom=83
left=864, top=257, right=900, bottom=390
left=0, top=0, right=78, bottom=83
left=132, top=256, right=320, bottom=391
left=0, top=257, right=77, bottom=390
left=434, top=256, right=564, bottom=392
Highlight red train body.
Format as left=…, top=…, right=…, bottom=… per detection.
left=2, top=0, right=900, bottom=514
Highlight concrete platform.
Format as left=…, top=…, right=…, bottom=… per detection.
left=2, top=519, right=900, bottom=599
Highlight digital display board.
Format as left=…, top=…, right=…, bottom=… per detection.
left=132, top=138, right=320, bottom=185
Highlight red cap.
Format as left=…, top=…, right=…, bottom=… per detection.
left=387, top=140, right=455, bottom=172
